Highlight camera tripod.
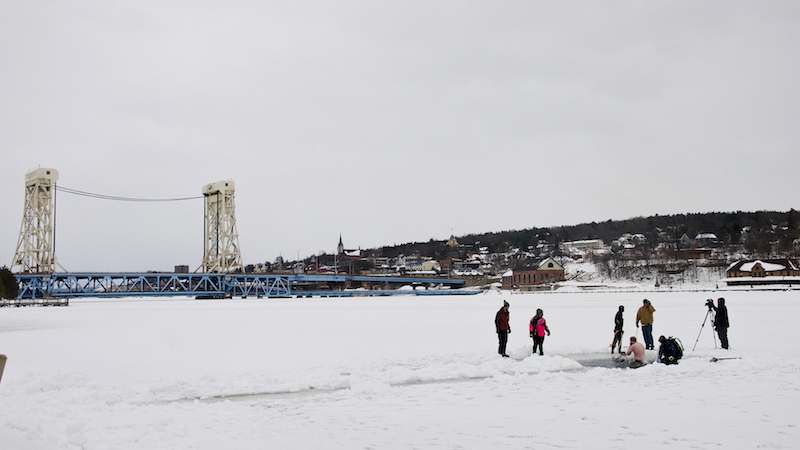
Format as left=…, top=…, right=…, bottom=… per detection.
left=692, top=306, right=718, bottom=351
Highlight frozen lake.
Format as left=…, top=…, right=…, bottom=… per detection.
left=1, top=290, right=798, bottom=449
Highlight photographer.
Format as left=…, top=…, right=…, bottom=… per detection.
left=707, top=298, right=730, bottom=349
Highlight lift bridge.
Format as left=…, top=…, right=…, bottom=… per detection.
left=11, top=168, right=471, bottom=300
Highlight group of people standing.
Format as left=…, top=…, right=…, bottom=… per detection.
left=613, top=299, right=659, bottom=355
left=494, top=301, right=550, bottom=357
left=496, top=296, right=730, bottom=361
left=612, top=299, right=656, bottom=367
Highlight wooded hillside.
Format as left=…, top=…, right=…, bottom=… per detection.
left=370, top=210, right=800, bottom=259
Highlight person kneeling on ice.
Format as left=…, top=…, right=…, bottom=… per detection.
left=623, top=336, right=646, bottom=368
left=658, top=336, right=681, bottom=365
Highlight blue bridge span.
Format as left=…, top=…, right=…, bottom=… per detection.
left=15, top=273, right=477, bottom=299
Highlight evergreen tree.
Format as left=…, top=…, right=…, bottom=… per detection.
left=0, top=267, right=18, bottom=300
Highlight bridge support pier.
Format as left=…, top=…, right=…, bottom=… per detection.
left=198, top=181, right=243, bottom=273
left=12, top=168, right=64, bottom=274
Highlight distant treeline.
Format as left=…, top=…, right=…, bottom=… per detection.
left=368, top=210, right=800, bottom=259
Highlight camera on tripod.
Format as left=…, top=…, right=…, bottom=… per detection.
left=693, top=299, right=719, bottom=351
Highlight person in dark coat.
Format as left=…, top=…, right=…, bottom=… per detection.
left=711, top=297, right=730, bottom=349
left=495, top=301, right=511, bottom=357
left=611, top=305, right=624, bottom=354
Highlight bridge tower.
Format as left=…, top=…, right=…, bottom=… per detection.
left=198, top=180, right=243, bottom=273
left=12, top=168, right=64, bottom=274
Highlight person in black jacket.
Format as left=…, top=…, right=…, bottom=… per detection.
left=711, top=297, right=730, bottom=349
left=611, top=305, right=624, bottom=354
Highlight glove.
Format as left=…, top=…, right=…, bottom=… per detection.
left=636, top=323, right=640, bottom=328
left=547, top=330, right=551, bottom=336
left=507, top=329, right=511, bottom=334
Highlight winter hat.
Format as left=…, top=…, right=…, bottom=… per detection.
left=503, top=301, right=510, bottom=307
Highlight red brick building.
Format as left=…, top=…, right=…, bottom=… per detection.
left=502, top=257, right=566, bottom=290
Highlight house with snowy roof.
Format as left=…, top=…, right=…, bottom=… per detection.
left=501, top=257, right=565, bottom=290
left=724, top=259, right=800, bottom=287
left=694, top=233, right=719, bottom=247
left=559, top=239, right=607, bottom=257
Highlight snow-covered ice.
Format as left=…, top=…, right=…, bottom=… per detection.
left=1, top=290, right=798, bottom=449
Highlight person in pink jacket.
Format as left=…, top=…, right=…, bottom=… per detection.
left=529, top=308, right=551, bottom=355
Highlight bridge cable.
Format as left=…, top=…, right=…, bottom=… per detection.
left=56, top=185, right=203, bottom=202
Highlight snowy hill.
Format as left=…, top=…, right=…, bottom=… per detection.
left=561, top=259, right=727, bottom=291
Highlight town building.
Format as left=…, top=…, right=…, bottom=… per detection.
left=337, top=235, right=364, bottom=258
left=559, top=239, right=605, bottom=252
left=560, top=239, right=608, bottom=258
left=501, top=257, right=565, bottom=290
left=724, top=259, right=800, bottom=286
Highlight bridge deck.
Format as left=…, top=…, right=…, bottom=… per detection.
left=14, top=273, right=473, bottom=299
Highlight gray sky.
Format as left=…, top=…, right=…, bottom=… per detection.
left=2, top=1, right=799, bottom=272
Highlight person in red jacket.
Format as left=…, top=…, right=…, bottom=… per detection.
left=495, top=301, right=510, bottom=357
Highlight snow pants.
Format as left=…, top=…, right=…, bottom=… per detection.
left=532, top=334, right=545, bottom=355
left=497, top=330, right=508, bottom=356
left=716, top=326, right=729, bottom=349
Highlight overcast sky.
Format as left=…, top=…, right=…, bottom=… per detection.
left=2, top=1, right=799, bottom=272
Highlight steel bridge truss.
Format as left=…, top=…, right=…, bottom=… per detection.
left=15, top=273, right=292, bottom=299
left=14, top=273, right=468, bottom=299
